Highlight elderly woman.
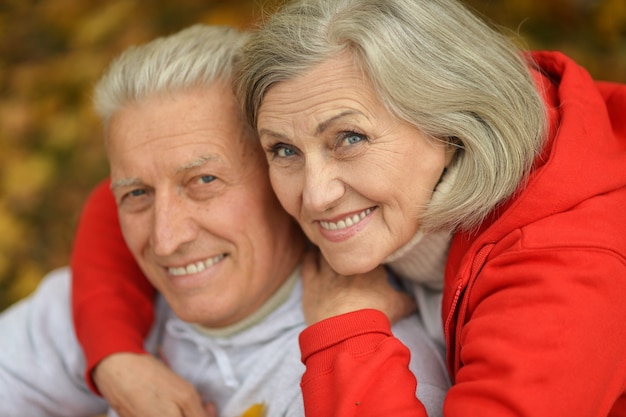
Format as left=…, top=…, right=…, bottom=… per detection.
left=233, top=0, right=626, bottom=415
left=232, top=0, right=626, bottom=415
left=71, top=0, right=626, bottom=416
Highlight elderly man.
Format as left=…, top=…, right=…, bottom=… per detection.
left=0, top=24, right=449, bottom=417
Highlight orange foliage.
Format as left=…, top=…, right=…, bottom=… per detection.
left=1, top=0, right=624, bottom=311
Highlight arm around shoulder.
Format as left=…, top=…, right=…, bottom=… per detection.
left=70, top=179, right=156, bottom=392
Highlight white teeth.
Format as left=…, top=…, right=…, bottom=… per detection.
left=168, top=254, right=225, bottom=277
left=320, top=208, right=373, bottom=231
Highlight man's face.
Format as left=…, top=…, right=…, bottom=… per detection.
left=106, top=82, right=302, bottom=328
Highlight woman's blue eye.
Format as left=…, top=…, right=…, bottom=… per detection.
left=268, top=143, right=296, bottom=158
left=341, top=132, right=366, bottom=146
left=276, top=146, right=295, bottom=157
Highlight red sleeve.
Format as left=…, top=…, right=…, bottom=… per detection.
left=299, top=309, right=428, bottom=417
left=70, top=179, right=156, bottom=393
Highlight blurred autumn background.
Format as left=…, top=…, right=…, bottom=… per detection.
left=1, top=0, right=625, bottom=312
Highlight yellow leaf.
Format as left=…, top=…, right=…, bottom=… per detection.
left=2, top=153, right=55, bottom=205
left=240, top=403, right=266, bottom=417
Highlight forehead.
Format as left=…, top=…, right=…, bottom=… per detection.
left=106, top=84, right=256, bottom=174
left=257, top=53, right=383, bottom=130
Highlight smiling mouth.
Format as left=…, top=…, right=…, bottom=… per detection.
left=168, top=254, right=226, bottom=277
left=319, top=208, right=374, bottom=231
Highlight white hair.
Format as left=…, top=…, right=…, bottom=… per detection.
left=94, top=24, right=250, bottom=126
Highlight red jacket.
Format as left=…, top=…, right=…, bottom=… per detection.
left=71, top=51, right=626, bottom=414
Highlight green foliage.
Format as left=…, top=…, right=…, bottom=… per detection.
left=1, top=0, right=624, bottom=312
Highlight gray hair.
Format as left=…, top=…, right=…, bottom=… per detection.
left=94, top=24, right=250, bottom=126
left=236, top=0, right=547, bottom=231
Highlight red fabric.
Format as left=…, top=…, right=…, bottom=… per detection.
left=299, top=51, right=626, bottom=416
left=299, top=310, right=426, bottom=417
left=70, top=179, right=155, bottom=394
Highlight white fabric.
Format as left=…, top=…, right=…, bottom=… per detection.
left=0, top=267, right=450, bottom=417
left=385, top=229, right=450, bottom=351
left=0, top=267, right=108, bottom=417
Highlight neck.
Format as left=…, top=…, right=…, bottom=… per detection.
left=384, top=229, right=451, bottom=285
left=194, top=267, right=300, bottom=337
left=383, top=162, right=459, bottom=284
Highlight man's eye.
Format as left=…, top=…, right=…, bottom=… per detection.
left=198, top=175, right=216, bottom=184
left=188, top=174, right=222, bottom=201
left=129, top=189, right=146, bottom=197
left=118, top=187, right=152, bottom=213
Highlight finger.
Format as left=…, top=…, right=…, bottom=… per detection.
left=177, top=390, right=208, bottom=417
left=386, top=292, right=418, bottom=324
left=204, top=402, right=217, bottom=417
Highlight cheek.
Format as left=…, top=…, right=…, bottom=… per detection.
left=119, top=214, right=149, bottom=255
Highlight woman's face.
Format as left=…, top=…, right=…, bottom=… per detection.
left=257, top=52, right=454, bottom=275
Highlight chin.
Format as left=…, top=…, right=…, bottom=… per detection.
left=326, top=255, right=379, bottom=276
left=168, top=297, right=213, bottom=323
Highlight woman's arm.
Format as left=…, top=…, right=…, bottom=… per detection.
left=298, top=249, right=428, bottom=417
left=70, top=179, right=155, bottom=392
left=300, top=310, right=428, bottom=417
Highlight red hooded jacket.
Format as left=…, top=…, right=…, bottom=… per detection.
left=71, top=51, right=626, bottom=414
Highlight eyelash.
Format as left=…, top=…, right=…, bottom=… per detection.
left=118, top=187, right=151, bottom=213
left=337, top=130, right=368, bottom=147
left=264, top=130, right=369, bottom=160
left=129, top=189, right=146, bottom=197
left=121, top=188, right=148, bottom=202
left=266, top=143, right=296, bottom=159
left=197, top=175, right=216, bottom=184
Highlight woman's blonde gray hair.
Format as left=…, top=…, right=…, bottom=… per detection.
left=236, top=0, right=547, bottom=231
left=94, top=24, right=250, bottom=126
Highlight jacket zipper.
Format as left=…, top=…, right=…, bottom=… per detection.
left=444, top=244, right=493, bottom=377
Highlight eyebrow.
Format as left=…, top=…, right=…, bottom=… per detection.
left=316, top=110, right=364, bottom=135
left=110, top=155, right=221, bottom=191
left=176, top=154, right=220, bottom=174
left=258, top=110, right=365, bottom=140
left=110, top=177, right=142, bottom=191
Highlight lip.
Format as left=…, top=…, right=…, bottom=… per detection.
left=316, top=207, right=376, bottom=243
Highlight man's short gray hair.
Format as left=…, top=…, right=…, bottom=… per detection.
left=236, top=0, right=547, bottom=231
left=95, top=24, right=250, bottom=126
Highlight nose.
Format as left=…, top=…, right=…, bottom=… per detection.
left=302, top=158, right=345, bottom=213
left=151, top=190, right=197, bottom=257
